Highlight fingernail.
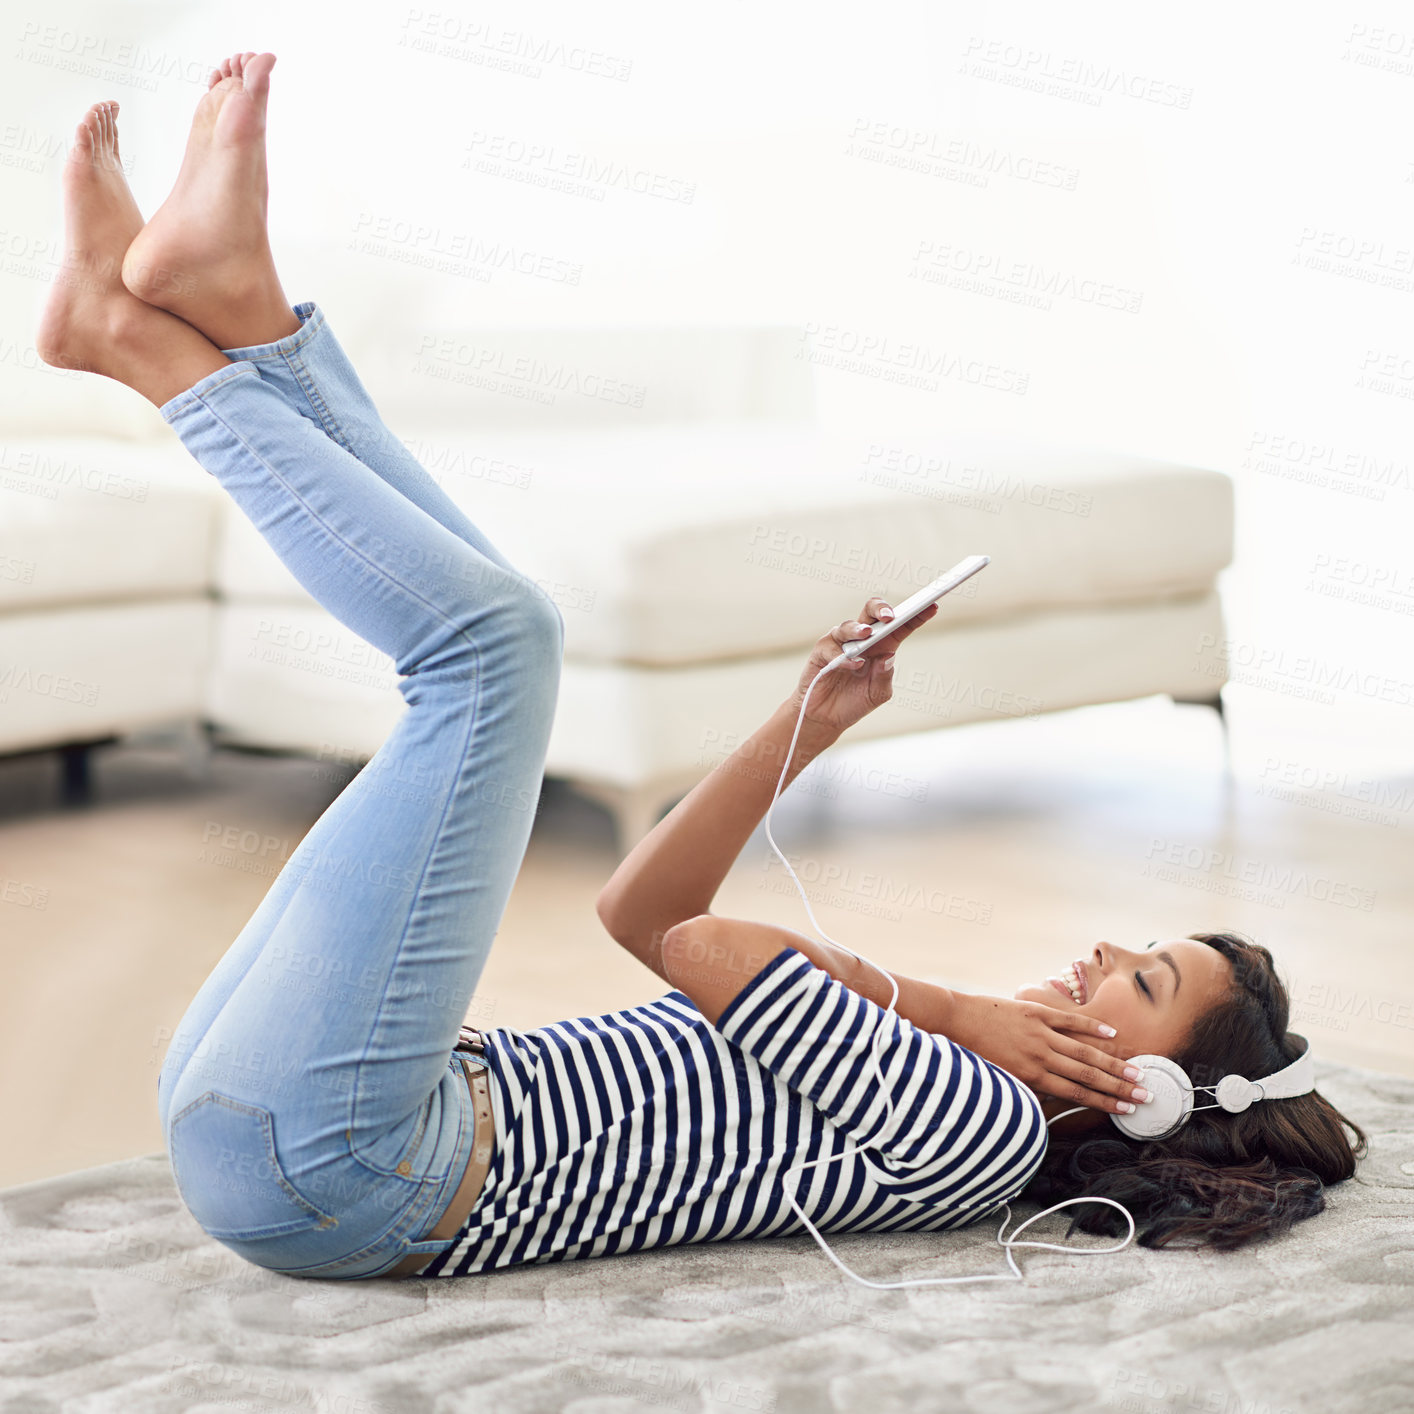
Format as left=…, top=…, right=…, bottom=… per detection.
left=1099, top=1024, right=1117, bottom=1038
left=1117, top=1101, right=1136, bottom=1114
left=882, top=655, right=896, bottom=669
left=1123, top=1065, right=1141, bottom=1081
left=1132, top=1087, right=1149, bottom=1102
left=879, top=607, right=894, bottom=619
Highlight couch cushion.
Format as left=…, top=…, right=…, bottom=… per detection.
left=0, top=438, right=220, bottom=613
left=0, top=598, right=213, bottom=753
left=200, top=590, right=1227, bottom=785
left=209, top=422, right=1233, bottom=666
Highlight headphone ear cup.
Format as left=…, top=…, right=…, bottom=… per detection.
left=1110, top=1055, right=1194, bottom=1141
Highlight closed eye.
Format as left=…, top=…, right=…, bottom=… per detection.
left=1134, top=969, right=1152, bottom=1000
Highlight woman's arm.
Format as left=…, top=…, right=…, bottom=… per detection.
left=659, top=913, right=942, bottom=1028
left=595, top=594, right=937, bottom=981
left=661, top=914, right=1148, bottom=1115
left=594, top=700, right=840, bottom=982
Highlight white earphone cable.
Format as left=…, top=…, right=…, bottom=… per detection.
left=760, top=654, right=1137, bottom=1287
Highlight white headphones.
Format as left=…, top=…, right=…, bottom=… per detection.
left=1111, top=1038, right=1315, bottom=1142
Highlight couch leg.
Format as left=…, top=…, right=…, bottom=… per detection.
left=176, top=720, right=215, bottom=783
left=58, top=743, right=94, bottom=807
left=1212, top=693, right=1232, bottom=781
left=572, top=781, right=675, bottom=858
left=1173, top=691, right=1230, bottom=778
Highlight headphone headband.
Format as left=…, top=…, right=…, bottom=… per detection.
left=1210, top=1033, right=1314, bottom=1112
left=1112, top=1035, right=1315, bottom=1141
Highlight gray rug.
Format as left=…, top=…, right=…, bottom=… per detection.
left=2, top=1059, right=1411, bottom=1414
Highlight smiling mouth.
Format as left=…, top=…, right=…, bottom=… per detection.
left=1047, top=959, right=1089, bottom=1005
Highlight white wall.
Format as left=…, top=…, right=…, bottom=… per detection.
left=3, top=0, right=1411, bottom=757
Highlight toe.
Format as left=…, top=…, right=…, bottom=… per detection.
left=244, top=52, right=276, bottom=102
left=208, top=67, right=223, bottom=89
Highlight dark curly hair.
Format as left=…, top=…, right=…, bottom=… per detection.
left=1024, top=931, right=1367, bottom=1251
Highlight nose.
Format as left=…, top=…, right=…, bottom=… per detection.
left=1095, top=941, right=1145, bottom=970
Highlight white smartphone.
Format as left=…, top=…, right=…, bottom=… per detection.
left=840, top=554, right=991, bottom=659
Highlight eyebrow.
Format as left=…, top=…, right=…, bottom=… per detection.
left=1146, top=941, right=1182, bottom=994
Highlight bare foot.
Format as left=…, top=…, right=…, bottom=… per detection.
left=121, top=50, right=300, bottom=350
left=37, top=102, right=227, bottom=406
left=37, top=102, right=144, bottom=374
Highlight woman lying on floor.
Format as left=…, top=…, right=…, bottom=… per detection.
left=39, top=53, right=1365, bottom=1282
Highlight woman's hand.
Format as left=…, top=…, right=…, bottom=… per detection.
left=782, top=596, right=939, bottom=737
left=947, top=993, right=1147, bottom=1116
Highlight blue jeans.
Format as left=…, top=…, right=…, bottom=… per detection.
left=155, top=302, right=563, bottom=1279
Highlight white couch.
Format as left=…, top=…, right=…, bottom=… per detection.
left=0, top=327, right=1233, bottom=849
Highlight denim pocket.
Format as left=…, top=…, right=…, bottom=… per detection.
left=169, top=1092, right=336, bottom=1241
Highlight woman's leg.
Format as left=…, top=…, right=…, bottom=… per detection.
left=123, top=51, right=520, bottom=572
left=41, top=94, right=563, bottom=1275
left=150, top=367, right=562, bottom=1273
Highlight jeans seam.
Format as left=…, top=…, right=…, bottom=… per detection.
left=278, top=1170, right=448, bottom=1273
left=170, top=1092, right=338, bottom=1233
left=159, top=362, right=254, bottom=421
left=351, top=677, right=483, bottom=1143
left=283, top=347, right=355, bottom=453
left=349, top=1104, right=432, bottom=1179
left=347, top=1072, right=435, bottom=1178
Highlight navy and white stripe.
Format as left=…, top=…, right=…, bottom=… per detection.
left=427, top=948, right=1048, bottom=1277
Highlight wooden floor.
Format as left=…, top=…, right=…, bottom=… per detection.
left=3, top=688, right=1410, bottom=1189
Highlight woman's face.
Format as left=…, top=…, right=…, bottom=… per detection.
left=1014, top=938, right=1233, bottom=1064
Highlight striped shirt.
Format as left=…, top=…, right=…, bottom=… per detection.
left=426, top=947, right=1048, bottom=1277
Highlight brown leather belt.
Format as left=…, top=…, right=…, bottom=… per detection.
left=385, top=1026, right=495, bottom=1278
